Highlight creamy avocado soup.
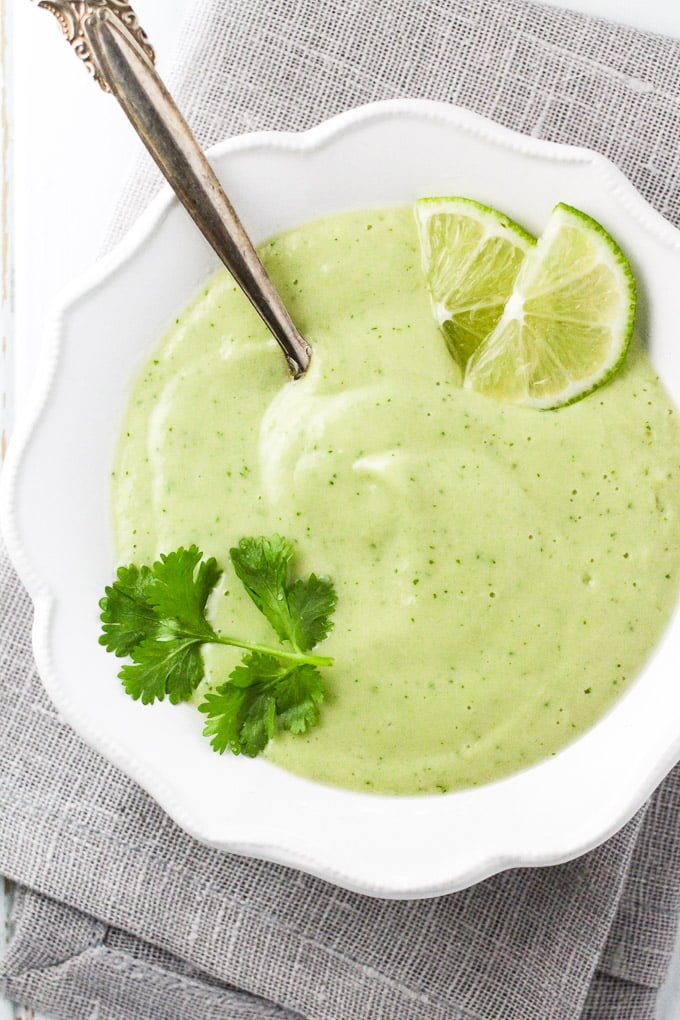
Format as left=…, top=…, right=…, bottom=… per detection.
left=112, top=207, right=680, bottom=794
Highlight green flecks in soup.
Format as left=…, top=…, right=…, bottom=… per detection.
left=112, top=207, right=680, bottom=795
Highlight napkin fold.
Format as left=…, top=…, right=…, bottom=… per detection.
left=3, top=1, right=680, bottom=1018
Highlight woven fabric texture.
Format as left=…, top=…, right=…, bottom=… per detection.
left=3, top=1, right=680, bottom=1017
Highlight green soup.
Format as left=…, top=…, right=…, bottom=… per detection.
left=112, top=207, right=680, bottom=794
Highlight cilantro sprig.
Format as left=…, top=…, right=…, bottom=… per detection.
left=99, top=537, right=336, bottom=756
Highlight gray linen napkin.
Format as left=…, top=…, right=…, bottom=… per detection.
left=3, top=1, right=680, bottom=1018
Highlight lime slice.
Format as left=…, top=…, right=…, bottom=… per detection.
left=416, top=197, right=535, bottom=367
left=464, top=204, right=636, bottom=409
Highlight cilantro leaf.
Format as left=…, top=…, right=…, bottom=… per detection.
left=120, top=636, right=205, bottom=705
left=199, top=653, right=326, bottom=755
left=230, top=536, right=336, bottom=652
left=240, top=693, right=277, bottom=757
left=274, top=663, right=325, bottom=734
left=100, top=545, right=221, bottom=703
left=286, top=575, right=337, bottom=652
left=229, top=536, right=295, bottom=644
left=199, top=666, right=277, bottom=757
left=146, top=546, right=221, bottom=640
left=99, top=564, right=157, bottom=656
left=229, top=650, right=286, bottom=688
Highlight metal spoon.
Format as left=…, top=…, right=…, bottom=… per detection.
left=36, top=0, right=312, bottom=379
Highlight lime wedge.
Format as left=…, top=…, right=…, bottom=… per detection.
left=416, top=196, right=535, bottom=367
left=464, top=204, right=636, bottom=409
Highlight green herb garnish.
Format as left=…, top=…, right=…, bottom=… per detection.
left=99, top=537, right=336, bottom=756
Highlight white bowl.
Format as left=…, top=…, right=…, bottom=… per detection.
left=3, top=99, right=680, bottom=899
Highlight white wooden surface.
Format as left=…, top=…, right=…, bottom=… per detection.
left=3, top=0, right=680, bottom=1017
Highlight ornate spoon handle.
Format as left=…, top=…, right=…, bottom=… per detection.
left=37, top=1, right=311, bottom=379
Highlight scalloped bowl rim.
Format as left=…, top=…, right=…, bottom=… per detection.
left=3, top=99, right=680, bottom=898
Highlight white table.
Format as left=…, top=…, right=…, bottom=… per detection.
left=3, top=1, right=680, bottom=1017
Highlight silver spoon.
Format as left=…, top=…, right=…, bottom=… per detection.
left=36, top=0, right=312, bottom=379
